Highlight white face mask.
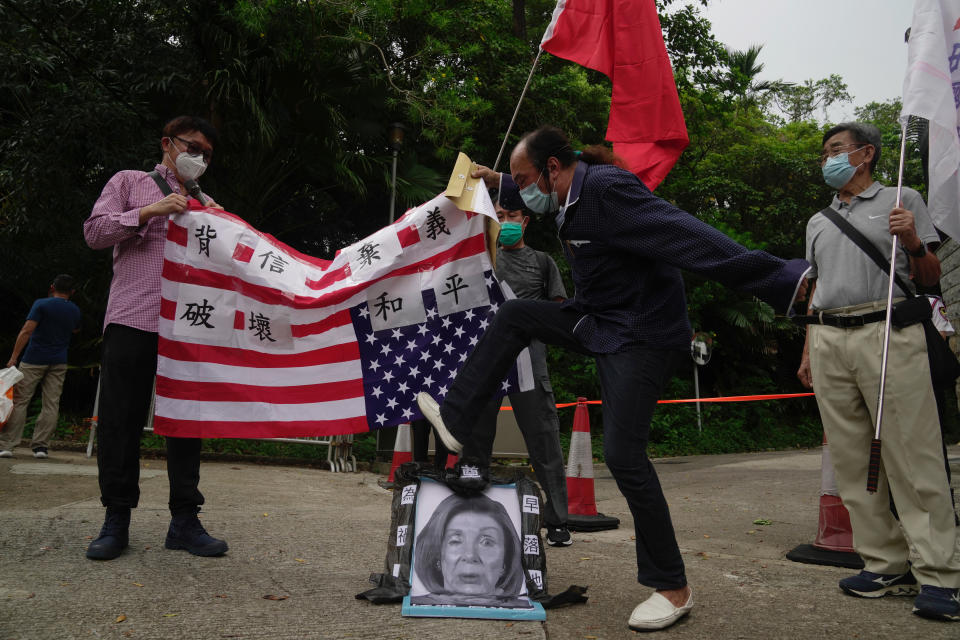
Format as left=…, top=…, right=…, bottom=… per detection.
left=175, top=151, right=207, bottom=181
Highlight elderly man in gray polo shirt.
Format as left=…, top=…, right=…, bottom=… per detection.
left=797, top=122, right=960, bottom=622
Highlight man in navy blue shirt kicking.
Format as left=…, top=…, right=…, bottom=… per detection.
left=418, top=125, right=809, bottom=632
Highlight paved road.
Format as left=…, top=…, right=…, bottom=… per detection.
left=1, top=446, right=958, bottom=639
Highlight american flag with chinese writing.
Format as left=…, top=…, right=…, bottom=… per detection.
left=153, top=193, right=530, bottom=438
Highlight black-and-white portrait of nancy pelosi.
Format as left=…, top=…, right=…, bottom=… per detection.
left=409, top=481, right=533, bottom=610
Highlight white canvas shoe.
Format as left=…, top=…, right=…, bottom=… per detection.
left=628, top=590, right=693, bottom=631
left=415, top=392, right=463, bottom=454
left=0, top=450, right=12, bottom=458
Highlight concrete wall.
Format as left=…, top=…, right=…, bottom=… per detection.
left=939, top=238, right=960, bottom=326
left=939, top=239, right=960, bottom=335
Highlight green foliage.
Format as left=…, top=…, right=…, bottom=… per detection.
left=855, top=99, right=926, bottom=193
left=645, top=377, right=822, bottom=457
left=3, top=0, right=919, bottom=459
left=768, top=74, right=853, bottom=124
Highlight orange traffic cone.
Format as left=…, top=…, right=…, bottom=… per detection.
left=565, top=397, right=619, bottom=532
left=786, top=433, right=863, bottom=568
left=387, top=422, right=414, bottom=482
left=566, top=397, right=597, bottom=515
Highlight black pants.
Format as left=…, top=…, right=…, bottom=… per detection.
left=411, top=418, right=451, bottom=470
left=97, top=324, right=204, bottom=515
left=440, top=299, right=687, bottom=589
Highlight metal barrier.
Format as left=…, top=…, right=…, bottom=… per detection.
left=85, top=376, right=356, bottom=472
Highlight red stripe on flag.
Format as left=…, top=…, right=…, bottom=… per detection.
left=153, top=415, right=372, bottom=438
left=291, top=309, right=353, bottom=338
left=233, top=243, right=254, bottom=262
left=168, top=221, right=188, bottom=246
left=160, top=297, right=177, bottom=321
left=157, top=336, right=360, bottom=368
left=156, top=375, right=363, bottom=404
left=397, top=224, right=421, bottom=248
left=305, top=264, right=351, bottom=291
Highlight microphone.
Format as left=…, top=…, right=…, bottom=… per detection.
left=184, top=179, right=208, bottom=206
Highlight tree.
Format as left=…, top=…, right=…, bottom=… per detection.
left=0, top=0, right=842, bottom=444
left=770, top=74, right=853, bottom=123
left=854, top=99, right=925, bottom=193
left=713, top=45, right=791, bottom=106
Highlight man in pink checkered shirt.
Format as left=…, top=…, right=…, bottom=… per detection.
left=83, top=115, right=228, bottom=561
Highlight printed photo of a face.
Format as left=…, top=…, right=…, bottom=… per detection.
left=441, top=509, right=508, bottom=595
left=408, top=480, right=533, bottom=611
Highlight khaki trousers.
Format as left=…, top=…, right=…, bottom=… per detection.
left=0, top=363, right=67, bottom=451
left=810, top=300, right=960, bottom=587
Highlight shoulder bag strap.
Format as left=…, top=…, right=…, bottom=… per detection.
left=147, top=170, right=174, bottom=197
left=818, top=206, right=914, bottom=298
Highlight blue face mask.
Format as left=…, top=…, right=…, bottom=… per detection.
left=519, top=169, right=559, bottom=214
left=822, top=152, right=863, bottom=189
left=498, top=221, right=523, bottom=246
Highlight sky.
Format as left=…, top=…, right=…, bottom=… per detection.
left=695, top=0, right=916, bottom=122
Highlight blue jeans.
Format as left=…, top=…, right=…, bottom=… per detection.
left=440, top=299, right=687, bottom=589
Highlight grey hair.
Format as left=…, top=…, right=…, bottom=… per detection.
left=822, top=122, right=882, bottom=172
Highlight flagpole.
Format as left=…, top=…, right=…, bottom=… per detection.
left=493, top=48, right=544, bottom=173
left=867, top=123, right=909, bottom=494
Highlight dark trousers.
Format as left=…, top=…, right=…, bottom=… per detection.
left=473, top=340, right=569, bottom=528
left=97, top=324, right=204, bottom=515
left=440, top=299, right=687, bottom=589
left=411, top=418, right=451, bottom=470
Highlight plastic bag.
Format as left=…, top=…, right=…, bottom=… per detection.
left=0, top=366, right=24, bottom=428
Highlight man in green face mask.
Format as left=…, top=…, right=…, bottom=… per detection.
left=468, top=192, right=572, bottom=547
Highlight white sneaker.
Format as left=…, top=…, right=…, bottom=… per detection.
left=0, top=450, right=12, bottom=458
left=415, top=392, right=463, bottom=454
left=628, top=590, right=693, bottom=631
left=32, top=447, right=48, bottom=459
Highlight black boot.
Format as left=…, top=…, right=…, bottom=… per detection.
left=86, top=506, right=130, bottom=560
left=165, top=508, right=228, bottom=557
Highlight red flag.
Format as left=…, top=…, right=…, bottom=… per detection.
left=541, top=0, right=688, bottom=190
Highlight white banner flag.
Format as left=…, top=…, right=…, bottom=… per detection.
left=901, top=0, right=960, bottom=240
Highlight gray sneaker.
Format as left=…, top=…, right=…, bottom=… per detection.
left=0, top=450, right=12, bottom=458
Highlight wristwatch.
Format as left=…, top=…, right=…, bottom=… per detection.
left=907, top=243, right=928, bottom=258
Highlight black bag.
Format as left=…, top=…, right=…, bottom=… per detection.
left=889, top=295, right=932, bottom=329
left=921, top=319, right=960, bottom=386
left=819, top=207, right=960, bottom=387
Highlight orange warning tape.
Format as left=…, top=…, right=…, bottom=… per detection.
left=499, top=392, right=816, bottom=410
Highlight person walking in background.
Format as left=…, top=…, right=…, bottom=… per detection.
left=83, top=115, right=228, bottom=561
left=0, top=274, right=81, bottom=459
